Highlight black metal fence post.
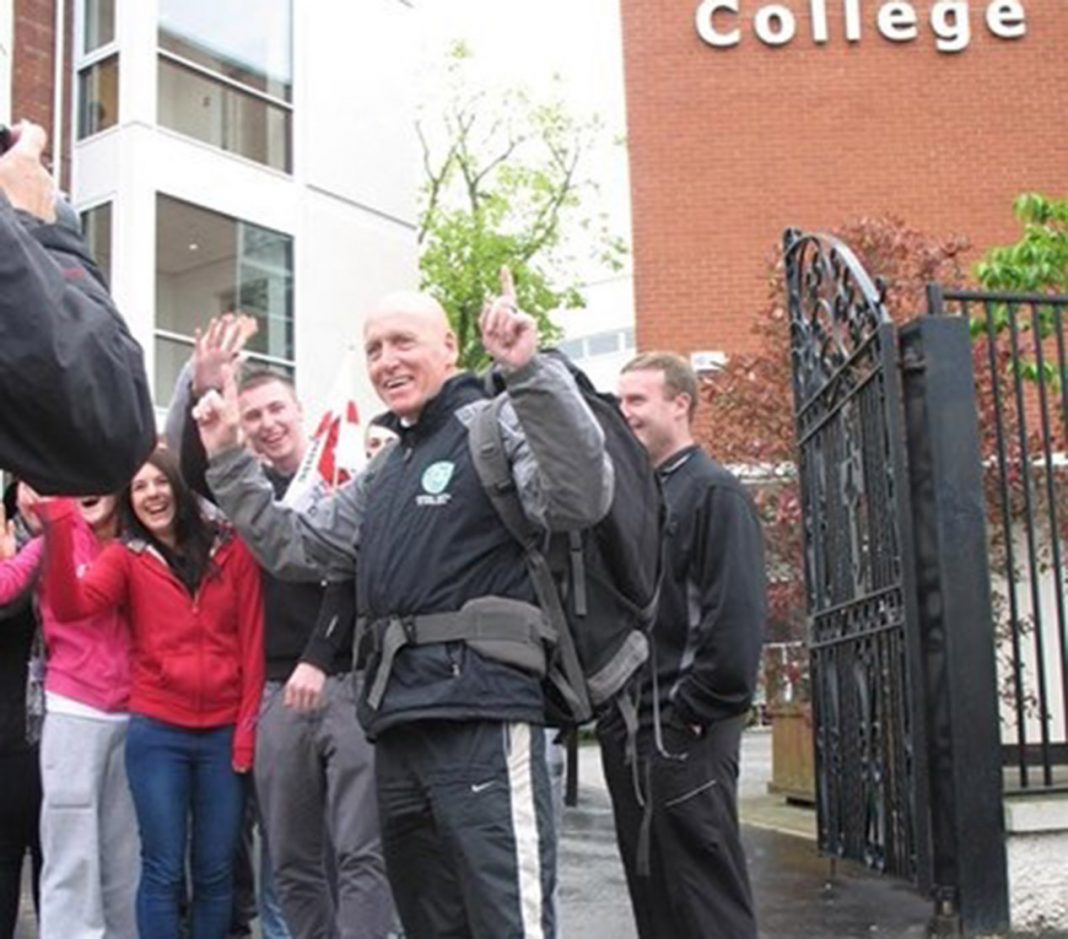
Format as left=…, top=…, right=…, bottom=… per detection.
left=900, top=304, right=1010, bottom=933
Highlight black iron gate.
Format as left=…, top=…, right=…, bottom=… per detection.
left=785, top=230, right=1012, bottom=933
left=785, top=229, right=932, bottom=886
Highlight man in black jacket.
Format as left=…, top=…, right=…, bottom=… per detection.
left=0, top=121, right=153, bottom=493
left=197, top=271, right=613, bottom=938
left=602, top=351, right=766, bottom=939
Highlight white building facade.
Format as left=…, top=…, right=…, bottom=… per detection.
left=70, top=0, right=418, bottom=421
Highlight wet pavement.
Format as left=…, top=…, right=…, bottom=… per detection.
left=560, top=730, right=932, bottom=939
left=15, top=730, right=937, bottom=938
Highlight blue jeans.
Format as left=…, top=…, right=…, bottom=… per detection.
left=125, top=715, right=245, bottom=939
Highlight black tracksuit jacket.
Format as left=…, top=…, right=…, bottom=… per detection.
left=650, top=444, right=767, bottom=730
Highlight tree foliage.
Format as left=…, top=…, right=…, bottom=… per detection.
left=417, top=42, right=627, bottom=370
left=977, top=193, right=1068, bottom=295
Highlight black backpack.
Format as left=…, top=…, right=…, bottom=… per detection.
left=468, top=352, right=665, bottom=726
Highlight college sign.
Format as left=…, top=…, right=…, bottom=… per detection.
left=695, top=0, right=1027, bottom=51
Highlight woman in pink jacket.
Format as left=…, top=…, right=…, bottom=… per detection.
left=0, top=483, right=138, bottom=939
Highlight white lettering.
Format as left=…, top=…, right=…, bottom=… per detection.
left=877, top=1, right=919, bottom=40
left=694, top=0, right=1028, bottom=51
left=931, top=0, right=971, bottom=52
left=695, top=0, right=742, bottom=47
left=754, top=4, right=797, bottom=45
left=986, top=0, right=1026, bottom=38
left=415, top=494, right=452, bottom=507
left=810, top=0, right=829, bottom=43
left=844, top=0, right=862, bottom=41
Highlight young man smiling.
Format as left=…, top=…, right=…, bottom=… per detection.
left=168, top=321, right=393, bottom=939
left=603, top=352, right=767, bottom=939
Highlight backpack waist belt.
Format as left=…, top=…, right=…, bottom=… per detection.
left=358, top=596, right=554, bottom=710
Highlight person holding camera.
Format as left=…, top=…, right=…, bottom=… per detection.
left=0, top=120, right=154, bottom=494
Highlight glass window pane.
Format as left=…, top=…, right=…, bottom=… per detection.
left=155, top=334, right=195, bottom=408
left=77, top=55, right=119, bottom=139
left=80, top=202, right=112, bottom=286
left=83, top=0, right=115, bottom=53
left=237, top=224, right=294, bottom=361
left=158, top=58, right=291, bottom=172
left=557, top=339, right=584, bottom=359
left=158, top=0, right=292, bottom=101
left=155, top=195, right=294, bottom=402
left=588, top=331, right=622, bottom=357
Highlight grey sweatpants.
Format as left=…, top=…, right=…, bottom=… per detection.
left=38, top=711, right=139, bottom=939
left=255, top=674, right=394, bottom=939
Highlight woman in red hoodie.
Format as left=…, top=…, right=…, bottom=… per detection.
left=42, top=446, right=264, bottom=939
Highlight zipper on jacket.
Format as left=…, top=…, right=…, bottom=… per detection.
left=368, top=444, right=418, bottom=607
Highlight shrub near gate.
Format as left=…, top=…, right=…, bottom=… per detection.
left=700, top=216, right=969, bottom=665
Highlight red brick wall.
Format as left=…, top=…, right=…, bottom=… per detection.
left=620, top=0, right=1067, bottom=357
left=11, top=0, right=73, bottom=188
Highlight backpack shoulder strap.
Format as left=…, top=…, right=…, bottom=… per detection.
left=467, top=394, right=593, bottom=723
left=467, top=395, right=539, bottom=550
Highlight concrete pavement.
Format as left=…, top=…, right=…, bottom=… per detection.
left=15, top=729, right=936, bottom=938
left=559, top=727, right=932, bottom=939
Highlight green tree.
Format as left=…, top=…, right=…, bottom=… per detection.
left=977, top=192, right=1068, bottom=294
left=417, top=42, right=627, bottom=370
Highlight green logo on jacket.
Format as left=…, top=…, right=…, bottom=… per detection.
left=421, top=461, right=455, bottom=496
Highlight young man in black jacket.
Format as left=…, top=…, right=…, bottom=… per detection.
left=0, top=121, right=153, bottom=494
left=603, top=351, right=767, bottom=939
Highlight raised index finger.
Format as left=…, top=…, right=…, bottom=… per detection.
left=499, top=266, right=516, bottom=304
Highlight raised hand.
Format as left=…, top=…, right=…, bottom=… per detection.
left=480, top=267, right=538, bottom=372
left=193, top=369, right=242, bottom=457
left=15, top=482, right=44, bottom=536
left=0, top=121, right=56, bottom=222
left=193, top=313, right=258, bottom=397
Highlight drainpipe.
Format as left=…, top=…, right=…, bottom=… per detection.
left=52, top=0, right=65, bottom=188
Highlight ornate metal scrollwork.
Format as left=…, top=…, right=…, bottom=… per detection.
left=787, top=228, right=926, bottom=886
left=784, top=228, right=890, bottom=415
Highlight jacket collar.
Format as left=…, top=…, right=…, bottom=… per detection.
left=657, top=443, right=701, bottom=480
left=395, top=373, right=485, bottom=444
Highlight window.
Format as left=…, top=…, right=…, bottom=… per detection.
left=155, top=195, right=294, bottom=403
left=80, top=202, right=112, bottom=286
left=157, top=0, right=293, bottom=172
left=82, top=0, right=115, bottom=53
left=76, top=0, right=119, bottom=141
left=77, top=56, right=118, bottom=139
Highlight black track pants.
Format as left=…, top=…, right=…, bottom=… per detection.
left=375, top=720, right=555, bottom=939
left=0, top=747, right=42, bottom=939
left=598, top=715, right=756, bottom=939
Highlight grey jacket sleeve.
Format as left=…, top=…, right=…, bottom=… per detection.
left=0, top=195, right=155, bottom=494
left=498, top=354, right=614, bottom=531
left=206, top=446, right=365, bottom=582
left=163, top=359, right=194, bottom=455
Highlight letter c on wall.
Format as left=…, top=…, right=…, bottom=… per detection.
left=696, top=0, right=742, bottom=47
